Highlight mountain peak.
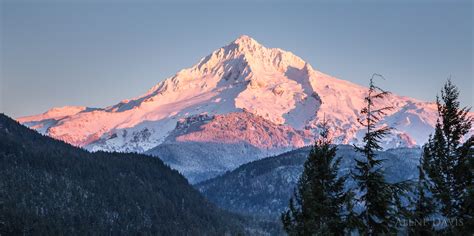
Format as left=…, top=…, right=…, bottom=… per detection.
left=232, top=35, right=260, bottom=47
left=222, top=35, right=307, bottom=73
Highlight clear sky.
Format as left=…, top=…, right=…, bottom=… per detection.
left=1, top=0, right=472, bottom=118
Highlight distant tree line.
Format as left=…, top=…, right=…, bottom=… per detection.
left=282, top=76, right=473, bottom=235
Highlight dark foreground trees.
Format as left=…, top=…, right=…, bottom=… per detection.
left=281, top=121, right=352, bottom=235
left=409, top=159, right=435, bottom=235
left=421, top=79, right=473, bottom=234
left=282, top=74, right=417, bottom=235
left=351, top=74, right=410, bottom=235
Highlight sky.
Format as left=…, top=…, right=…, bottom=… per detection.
left=1, top=0, right=472, bottom=118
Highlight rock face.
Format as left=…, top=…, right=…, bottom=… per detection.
left=170, top=112, right=313, bottom=149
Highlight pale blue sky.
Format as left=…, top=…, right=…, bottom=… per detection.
left=1, top=0, right=472, bottom=118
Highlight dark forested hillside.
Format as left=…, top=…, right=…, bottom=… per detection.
left=0, top=114, right=245, bottom=235
left=197, top=145, right=421, bottom=220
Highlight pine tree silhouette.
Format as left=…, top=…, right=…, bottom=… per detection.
left=282, top=119, right=352, bottom=235
left=422, top=79, right=473, bottom=234
left=352, top=74, right=410, bottom=235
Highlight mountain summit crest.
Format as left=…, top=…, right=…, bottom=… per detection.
left=232, top=35, right=260, bottom=47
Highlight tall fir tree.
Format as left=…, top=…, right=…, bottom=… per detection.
left=408, top=158, right=435, bottom=236
left=281, top=120, right=352, bottom=235
left=352, top=74, right=408, bottom=235
left=422, top=80, right=473, bottom=234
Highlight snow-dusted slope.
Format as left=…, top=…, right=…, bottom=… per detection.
left=18, top=35, right=449, bottom=153
left=19, top=106, right=98, bottom=135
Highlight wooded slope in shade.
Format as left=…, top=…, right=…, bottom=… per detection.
left=0, top=114, right=245, bottom=235
left=197, top=145, right=420, bottom=220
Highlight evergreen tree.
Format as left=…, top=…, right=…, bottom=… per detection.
left=422, top=80, right=473, bottom=233
left=408, top=159, right=435, bottom=236
left=281, top=120, right=351, bottom=235
left=462, top=136, right=474, bottom=232
left=352, top=74, right=408, bottom=235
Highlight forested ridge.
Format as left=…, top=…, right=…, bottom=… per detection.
left=0, top=114, right=245, bottom=235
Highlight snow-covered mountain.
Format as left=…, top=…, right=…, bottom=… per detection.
left=18, top=35, right=444, bottom=155
left=18, top=35, right=436, bottom=152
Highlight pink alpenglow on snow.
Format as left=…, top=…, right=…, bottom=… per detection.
left=17, top=35, right=472, bottom=153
